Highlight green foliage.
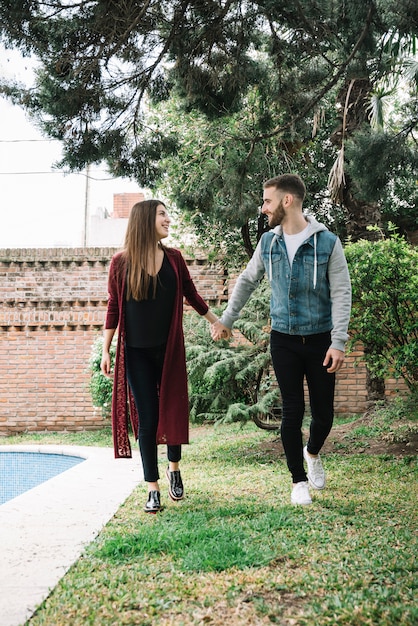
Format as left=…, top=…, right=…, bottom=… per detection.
left=152, top=94, right=339, bottom=262
left=88, top=334, right=115, bottom=417
left=345, top=127, right=418, bottom=205
left=345, top=230, right=418, bottom=391
left=344, top=88, right=418, bottom=235
left=2, top=1, right=418, bottom=251
left=380, top=163, right=418, bottom=234
left=185, top=279, right=281, bottom=424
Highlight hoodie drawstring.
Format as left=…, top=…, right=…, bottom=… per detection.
left=313, top=233, right=317, bottom=289
left=268, top=234, right=276, bottom=281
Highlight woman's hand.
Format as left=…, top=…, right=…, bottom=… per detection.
left=101, top=329, right=116, bottom=378
left=100, top=350, right=112, bottom=378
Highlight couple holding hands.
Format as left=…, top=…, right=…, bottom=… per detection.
left=101, top=174, right=351, bottom=512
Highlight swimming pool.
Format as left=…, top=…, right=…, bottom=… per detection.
left=0, top=451, right=85, bottom=505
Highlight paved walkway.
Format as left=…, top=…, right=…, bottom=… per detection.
left=0, top=445, right=141, bottom=626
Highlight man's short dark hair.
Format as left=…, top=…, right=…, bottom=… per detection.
left=263, top=174, right=306, bottom=201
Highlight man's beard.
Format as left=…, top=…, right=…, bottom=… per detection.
left=268, top=199, right=285, bottom=228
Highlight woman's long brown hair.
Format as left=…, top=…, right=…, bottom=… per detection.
left=123, top=199, right=167, bottom=300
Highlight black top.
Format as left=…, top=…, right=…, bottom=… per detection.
left=125, top=253, right=176, bottom=347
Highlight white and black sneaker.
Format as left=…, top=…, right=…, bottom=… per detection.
left=303, top=446, right=326, bottom=490
left=291, top=481, right=312, bottom=505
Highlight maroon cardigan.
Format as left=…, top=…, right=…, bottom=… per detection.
left=105, top=248, right=209, bottom=458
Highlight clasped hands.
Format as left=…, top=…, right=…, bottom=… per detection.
left=210, top=319, right=232, bottom=341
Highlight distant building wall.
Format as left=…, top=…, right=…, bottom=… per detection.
left=88, top=192, right=144, bottom=247
left=89, top=215, right=127, bottom=248
left=0, top=247, right=408, bottom=435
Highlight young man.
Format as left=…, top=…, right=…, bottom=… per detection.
left=211, top=174, right=351, bottom=505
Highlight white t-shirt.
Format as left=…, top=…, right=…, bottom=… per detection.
left=283, top=224, right=310, bottom=265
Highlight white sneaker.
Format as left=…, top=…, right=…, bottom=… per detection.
left=303, top=446, right=326, bottom=490
left=291, top=481, right=312, bottom=505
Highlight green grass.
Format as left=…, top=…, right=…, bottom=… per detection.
left=1, top=426, right=113, bottom=447
left=6, top=419, right=414, bottom=626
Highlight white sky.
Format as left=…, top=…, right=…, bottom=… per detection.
left=0, top=49, right=143, bottom=248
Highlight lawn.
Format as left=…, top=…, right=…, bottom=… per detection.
left=11, top=417, right=417, bottom=626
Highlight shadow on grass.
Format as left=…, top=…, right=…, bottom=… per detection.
left=95, top=504, right=296, bottom=573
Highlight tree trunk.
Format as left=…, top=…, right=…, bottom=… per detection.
left=330, top=77, right=384, bottom=242
left=241, top=215, right=269, bottom=259
left=342, top=182, right=383, bottom=241
left=241, top=221, right=255, bottom=259
left=365, top=368, right=386, bottom=403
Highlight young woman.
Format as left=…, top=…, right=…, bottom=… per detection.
left=101, top=199, right=218, bottom=513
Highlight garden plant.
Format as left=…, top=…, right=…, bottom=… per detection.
left=345, top=228, right=418, bottom=392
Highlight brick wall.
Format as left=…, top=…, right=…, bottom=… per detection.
left=0, top=328, right=102, bottom=432
left=0, top=248, right=407, bottom=436
left=0, top=247, right=227, bottom=435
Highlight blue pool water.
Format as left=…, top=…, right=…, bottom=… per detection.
left=0, top=452, right=85, bottom=505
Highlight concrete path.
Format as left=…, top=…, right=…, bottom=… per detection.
left=0, top=445, right=141, bottom=626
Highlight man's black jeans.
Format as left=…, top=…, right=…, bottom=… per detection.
left=270, top=330, right=335, bottom=483
left=125, top=344, right=181, bottom=483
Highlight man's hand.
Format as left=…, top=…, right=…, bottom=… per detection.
left=323, top=348, right=345, bottom=373
left=211, top=320, right=232, bottom=341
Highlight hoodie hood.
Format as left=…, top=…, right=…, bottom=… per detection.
left=271, top=214, right=328, bottom=238
left=268, top=215, right=328, bottom=288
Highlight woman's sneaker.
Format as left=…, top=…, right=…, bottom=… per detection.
left=291, top=481, right=312, bottom=505
left=303, top=446, right=326, bottom=490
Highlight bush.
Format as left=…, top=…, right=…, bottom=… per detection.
left=88, top=335, right=116, bottom=418
left=184, top=279, right=281, bottom=425
left=345, top=228, right=418, bottom=392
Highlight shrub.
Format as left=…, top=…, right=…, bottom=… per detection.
left=184, top=279, right=281, bottom=425
left=88, top=335, right=116, bottom=417
left=345, top=228, right=418, bottom=392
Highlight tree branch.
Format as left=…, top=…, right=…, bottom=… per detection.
left=239, top=5, right=375, bottom=147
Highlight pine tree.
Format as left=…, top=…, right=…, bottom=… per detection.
left=184, top=279, right=281, bottom=428
left=1, top=1, right=417, bottom=243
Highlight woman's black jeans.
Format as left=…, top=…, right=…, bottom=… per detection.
left=125, top=344, right=181, bottom=483
left=270, top=330, right=335, bottom=483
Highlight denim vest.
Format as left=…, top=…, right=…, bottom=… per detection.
left=260, top=229, right=337, bottom=335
